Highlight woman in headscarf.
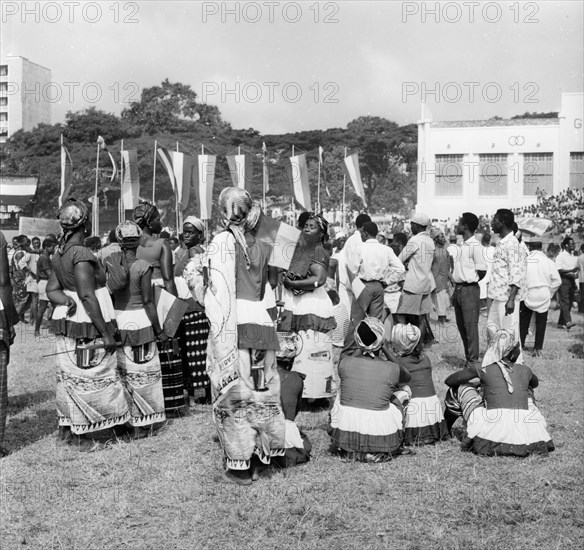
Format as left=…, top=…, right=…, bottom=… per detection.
left=328, top=317, right=412, bottom=462
left=444, top=329, right=554, bottom=456
left=111, top=221, right=166, bottom=438
left=133, top=201, right=186, bottom=415
left=391, top=323, right=448, bottom=446
left=205, top=187, right=287, bottom=485
left=280, top=213, right=337, bottom=400
left=178, top=216, right=211, bottom=405
left=47, top=199, right=129, bottom=451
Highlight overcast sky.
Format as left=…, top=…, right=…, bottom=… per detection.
left=2, top=1, right=582, bottom=133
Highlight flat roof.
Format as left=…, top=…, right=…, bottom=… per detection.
left=431, top=118, right=559, bottom=128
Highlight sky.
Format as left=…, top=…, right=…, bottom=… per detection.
left=2, top=1, right=583, bottom=134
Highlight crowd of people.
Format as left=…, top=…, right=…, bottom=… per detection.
left=1, top=191, right=583, bottom=481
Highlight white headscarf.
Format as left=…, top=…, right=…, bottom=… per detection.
left=481, top=329, right=517, bottom=393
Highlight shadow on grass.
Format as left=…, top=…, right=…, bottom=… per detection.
left=7, top=390, right=54, bottom=416
left=441, top=355, right=467, bottom=370
left=568, top=329, right=584, bottom=358
left=4, top=398, right=57, bottom=455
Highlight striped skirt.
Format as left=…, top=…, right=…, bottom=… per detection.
left=157, top=338, right=185, bottom=414
left=177, top=310, right=210, bottom=395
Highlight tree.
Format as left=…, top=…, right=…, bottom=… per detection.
left=121, top=79, right=226, bottom=136
left=65, top=107, right=128, bottom=143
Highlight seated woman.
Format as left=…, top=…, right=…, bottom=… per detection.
left=111, top=221, right=167, bottom=439
left=444, top=329, right=554, bottom=457
left=392, top=323, right=449, bottom=446
left=328, top=317, right=411, bottom=462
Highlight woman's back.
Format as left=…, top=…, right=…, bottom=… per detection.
left=113, top=258, right=151, bottom=311
left=338, top=355, right=400, bottom=411
left=400, top=354, right=436, bottom=398
left=136, top=237, right=163, bottom=279
left=480, top=362, right=532, bottom=410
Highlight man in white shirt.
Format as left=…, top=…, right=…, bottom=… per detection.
left=336, top=213, right=371, bottom=319
left=397, top=213, right=435, bottom=342
left=555, top=236, right=578, bottom=330
left=357, top=221, right=405, bottom=321
left=451, top=212, right=487, bottom=367
left=519, top=240, right=561, bottom=356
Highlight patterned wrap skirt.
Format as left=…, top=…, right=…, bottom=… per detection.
left=53, top=288, right=129, bottom=434
left=115, top=308, right=166, bottom=427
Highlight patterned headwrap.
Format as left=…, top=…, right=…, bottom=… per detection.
left=428, top=226, right=444, bottom=241
left=183, top=216, right=205, bottom=233
left=306, top=213, right=329, bottom=243
left=132, top=201, right=158, bottom=229
left=57, top=199, right=89, bottom=252
left=218, top=187, right=255, bottom=268
left=115, top=220, right=142, bottom=248
left=391, top=323, right=421, bottom=357
left=481, top=329, right=516, bottom=393
left=354, top=317, right=385, bottom=357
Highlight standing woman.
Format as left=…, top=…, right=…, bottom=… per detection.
left=47, top=199, right=128, bottom=451
left=178, top=216, right=211, bottom=405
left=280, top=214, right=337, bottom=400
left=111, top=221, right=166, bottom=438
left=133, top=201, right=185, bottom=415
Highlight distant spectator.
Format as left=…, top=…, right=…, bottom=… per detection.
left=578, top=244, right=584, bottom=314
left=84, top=236, right=102, bottom=255
left=555, top=237, right=578, bottom=330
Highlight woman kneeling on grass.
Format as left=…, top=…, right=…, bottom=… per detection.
left=444, top=329, right=554, bottom=457
left=110, top=221, right=167, bottom=439
left=328, top=317, right=412, bottom=462
left=391, top=323, right=449, bottom=446
left=47, top=199, right=129, bottom=451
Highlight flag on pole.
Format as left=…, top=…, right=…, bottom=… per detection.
left=226, top=153, right=253, bottom=192
left=343, top=152, right=367, bottom=207
left=121, top=149, right=140, bottom=210
left=97, top=136, right=118, bottom=183
left=156, top=146, right=177, bottom=196
left=192, top=155, right=216, bottom=220
left=59, top=144, right=73, bottom=208
left=254, top=215, right=302, bottom=270
left=288, top=154, right=311, bottom=210
left=171, top=151, right=196, bottom=211
left=262, top=142, right=269, bottom=193
left=318, top=146, right=331, bottom=198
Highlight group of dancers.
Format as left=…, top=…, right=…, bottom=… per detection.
left=0, top=187, right=555, bottom=481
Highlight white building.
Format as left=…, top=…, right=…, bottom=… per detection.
left=416, top=92, right=584, bottom=219
left=0, top=56, right=52, bottom=144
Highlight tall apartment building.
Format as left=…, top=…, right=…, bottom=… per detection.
left=0, top=56, right=52, bottom=144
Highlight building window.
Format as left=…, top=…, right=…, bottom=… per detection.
left=0, top=98, right=6, bottom=106
left=523, top=153, right=553, bottom=195
left=0, top=82, right=7, bottom=93
left=479, top=154, right=508, bottom=196
left=0, top=113, right=6, bottom=122
left=569, top=152, right=584, bottom=189
left=434, top=154, right=463, bottom=196
left=0, top=65, right=7, bottom=76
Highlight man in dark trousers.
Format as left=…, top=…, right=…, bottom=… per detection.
left=451, top=212, right=487, bottom=367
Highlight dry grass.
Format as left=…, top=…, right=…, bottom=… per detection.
left=1, top=311, right=583, bottom=550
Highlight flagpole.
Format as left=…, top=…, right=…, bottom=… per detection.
left=175, top=141, right=180, bottom=232
left=119, top=139, right=124, bottom=224
left=262, top=143, right=267, bottom=213
left=342, top=147, right=347, bottom=232
left=291, top=144, right=296, bottom=222
left=59, top=134, right=63, bottom=208
left=152, top=140, right=157, bottom=204
left=94, top=143, right=100, bottom=235
left=317, top=153, right=321, bottom=214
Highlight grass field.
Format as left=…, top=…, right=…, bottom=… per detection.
left=1, top=310, right=583, bottom=550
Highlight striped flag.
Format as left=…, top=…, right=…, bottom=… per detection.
left=171, top=151, right=196, bottom=211
left=226, top=153, right=253, bottom=192
left=192, top=155, right=216, bottom=220
left=262, top=142, right=269, bottom=193
left=121, top=149, right=140, bottom=210
left=59, top=144, right=73, bottom=208
left=288, top=154, right=311, bottom=210
left=156, top=146, right=177, bottom=196
left=343, top=152, right=367, bottom=207
left=97, top=136, right=118, bottom=183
